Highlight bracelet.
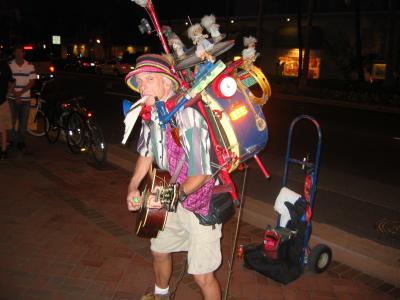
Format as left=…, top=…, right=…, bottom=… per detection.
left=178, top=186, right=187, bottom=202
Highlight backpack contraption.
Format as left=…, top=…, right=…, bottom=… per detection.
left=239, top=116, right=332, bottom=284
left=122, top=1, right=272, bottom=207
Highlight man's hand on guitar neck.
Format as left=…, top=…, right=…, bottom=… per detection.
left=147, top=190, right=163, bottom=209
left=127, top=187, right=163, bottom=211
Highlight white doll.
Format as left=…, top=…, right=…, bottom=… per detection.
left=188, top=23, right=215, bottom=62
left=201, top=14, right=223, bottom=42
left=242, top=36, right=259, bottom=68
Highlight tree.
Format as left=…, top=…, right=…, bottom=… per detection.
left=256, top=0, right=264, bottom=49
left=353, top=0, right=364, bottom=81
left=300, top=0, right=315, bottom=88
left=255, top=0, right=264, bottom=67
left=384, top=0, right=396, bottom=87
left=297, top=0, right=303, bottom=83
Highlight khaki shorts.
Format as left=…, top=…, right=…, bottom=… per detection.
left=0, top=101, right=11, bottom=130
left=151, top=204, right=222, bottom=275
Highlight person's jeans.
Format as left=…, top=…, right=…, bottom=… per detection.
left=8, top=100, right=30, bottom=144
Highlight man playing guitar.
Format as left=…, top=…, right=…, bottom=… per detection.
left=126, top=54, right=222, bottom=300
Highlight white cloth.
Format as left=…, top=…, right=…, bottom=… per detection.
left=274, top=187, right=301, bottom=227
left=121, top=96, right=147, bottom=144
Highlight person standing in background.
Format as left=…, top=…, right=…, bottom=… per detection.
left=0, top=52, right=14, bottom=159
left=8, top=45, right=36, bottom=150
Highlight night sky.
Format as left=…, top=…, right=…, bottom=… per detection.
left=2, top=0, right=231, bottom=45
left=3, top=0, right=397, bottom=46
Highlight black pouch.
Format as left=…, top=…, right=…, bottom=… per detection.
left=195, top=193, right=235, bottom=226
left=243, top=245, right=302, bottom=284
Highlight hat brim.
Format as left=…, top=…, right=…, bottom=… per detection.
left=125, top=66, right=180, bottom=93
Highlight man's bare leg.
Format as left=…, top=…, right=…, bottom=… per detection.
left=194, top=272, right=221, bottom=300
left=152, top=251, right=172, bottom=289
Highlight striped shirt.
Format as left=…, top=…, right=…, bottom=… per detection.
left=9, top=59, right=36, bottom=101
left=137, top=106, right=213, bottom=176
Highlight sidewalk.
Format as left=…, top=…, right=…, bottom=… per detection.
left=109, top=144, right=400, bottom=286
left=0, top=136, right=398, bottom=299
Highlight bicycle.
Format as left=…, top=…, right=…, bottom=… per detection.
left=27, top=80, right=51, bottom=136
left=65, top=99, right=107, bottom=164
left=31, top=81, right=107, bottom=163
left=45, top=96, right=85, bottom=146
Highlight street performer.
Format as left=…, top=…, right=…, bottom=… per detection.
left=125, top=54, right=222, bottom=300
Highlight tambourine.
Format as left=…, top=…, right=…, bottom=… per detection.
left=236, top=65, right=271, bottom=105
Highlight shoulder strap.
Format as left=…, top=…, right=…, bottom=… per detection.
left=170, top=152, right=186, bottom=184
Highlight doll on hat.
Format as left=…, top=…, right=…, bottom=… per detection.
left=242, top=36, right=260, bottom=69
left=188, top=23, right=215, bottom=63
left=162, top=25, right=186, bottom=59
left=201, top=14, right=224, bottom=43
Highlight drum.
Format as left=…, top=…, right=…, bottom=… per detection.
left=200, top=71, right=268, bottom=173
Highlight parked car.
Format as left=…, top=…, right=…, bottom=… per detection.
left=96, top=59, right=135, bottom=76
left=77, top=57, right=103, bottom=73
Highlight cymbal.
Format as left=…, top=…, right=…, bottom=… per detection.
left=175, top=40, right=235, bottom=70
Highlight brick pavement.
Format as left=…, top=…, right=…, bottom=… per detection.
left=0, top=136, right=398, bottom=300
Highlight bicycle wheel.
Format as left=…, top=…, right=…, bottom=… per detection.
left=27, top=110, right=49, bottom=137
left=46, top=120, right=61, bottom=143
left=66, top=112, right=86, bottom=153
left=88, top=121, right=107, bottom=163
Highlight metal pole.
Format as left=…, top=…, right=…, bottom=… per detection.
left=223, top=164, right=248, bottom=300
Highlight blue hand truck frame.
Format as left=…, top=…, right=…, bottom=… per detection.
left=282, top=114, right=332, bottom=273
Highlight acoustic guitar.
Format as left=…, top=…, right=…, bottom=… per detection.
left=135, top=169, right=179, bottom=238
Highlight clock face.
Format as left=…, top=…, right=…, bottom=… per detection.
left=219, top=76, right=237, bottom=97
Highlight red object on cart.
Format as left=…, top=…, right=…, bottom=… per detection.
left=263, top=229, right=281, bottom=260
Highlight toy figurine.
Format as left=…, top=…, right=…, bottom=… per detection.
left=201, top=14, right=224, bottom=42
left=188, top=23, right=215, bottom=63
left=170, top=37, right=186, bottom=59
left=162, top=25, right=186, bottom=59
left=242, top=36, right=259, bottom=69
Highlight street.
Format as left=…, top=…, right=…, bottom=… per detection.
left=44, top=71, right=400, bottom=249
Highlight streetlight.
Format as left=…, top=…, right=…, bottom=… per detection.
left=96, top=39, right=101, bottom=44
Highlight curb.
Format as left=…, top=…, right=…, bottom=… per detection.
left=106, top=143, right=400, bottom=287
left=273, top=92, right=400, bottom=114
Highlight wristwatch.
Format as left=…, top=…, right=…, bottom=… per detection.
left=178, top=186, right=187, bottom=202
